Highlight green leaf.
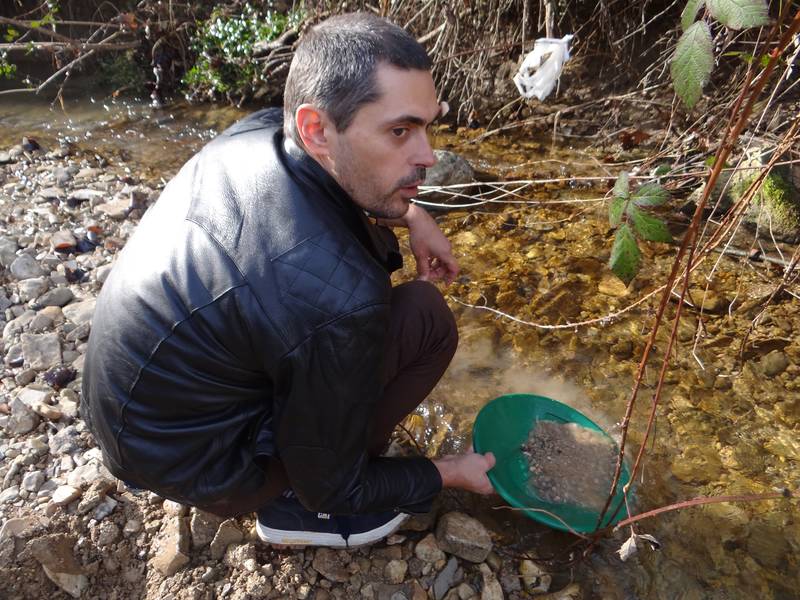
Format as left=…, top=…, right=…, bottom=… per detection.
left=671, top=21, right=714, bottom=109
left=609, top=223, right=641, bottom=284
left=609, top=197, right=626, bottom=227
left=628, top=206, right=673, bottom=242
left=707, top=0, right=769, bottom=30
left=654, top=164, right=672, bottom=177
left=681, top=0, right=706, bottom=30
left=632, top=183, right=670, bottom=207
left=613, top=172, right=630, bottom=199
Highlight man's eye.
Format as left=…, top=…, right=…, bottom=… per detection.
left=391, top=127, right=408, bottom=137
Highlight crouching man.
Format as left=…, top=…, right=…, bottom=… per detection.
left=83, top=12, right=495, bottom=548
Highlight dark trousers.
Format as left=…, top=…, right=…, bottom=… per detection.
left=200, top=280, right=458, bottom=517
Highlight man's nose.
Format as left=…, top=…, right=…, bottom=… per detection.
left=414, top=131, right=437, bottom=168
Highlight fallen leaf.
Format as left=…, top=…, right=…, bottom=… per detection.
left=617, top=532, right=663, bottom=561
left=617, top=533, right=638, bottom=561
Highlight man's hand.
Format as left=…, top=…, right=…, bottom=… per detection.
left=403, top=202, right=459, bottom=284
left=433, top=451, right=496, bottom=495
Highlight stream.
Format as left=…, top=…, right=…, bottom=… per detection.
left=2, top=91, right=798, bottom=599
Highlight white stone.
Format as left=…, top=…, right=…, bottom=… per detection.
left=62, top=298, right=96, bottom=325
left=17, top=277, right=49, bottom=302
left=52, top=485, right=81, bottom=506
left=20, top=332, right=62, bottom=370
left=10, top=254, right=45, bottom=280
left=22, top=471, right=45, bottom=492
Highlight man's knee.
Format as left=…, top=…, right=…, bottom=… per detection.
left=392, top=280, right=458, bottom=356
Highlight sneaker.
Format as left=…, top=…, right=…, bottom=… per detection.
left=256, top=492, right=408, bottom=548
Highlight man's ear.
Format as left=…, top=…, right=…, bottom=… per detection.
left=295, top=104, right=331, bottom=161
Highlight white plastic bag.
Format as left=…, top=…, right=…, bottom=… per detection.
left=513, top=34, right=574, bottom=101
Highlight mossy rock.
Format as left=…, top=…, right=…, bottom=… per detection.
left=689, top=148, right=800, bottom=243
left=740, top=171, right=800, bottom=243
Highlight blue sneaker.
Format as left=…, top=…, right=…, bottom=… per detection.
left=256, top=492, right=408, bottom=548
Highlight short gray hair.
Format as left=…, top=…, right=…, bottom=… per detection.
left=283, top=12, right=432, bottom=147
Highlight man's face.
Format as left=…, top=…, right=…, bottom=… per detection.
left=325, top=63, right=440, bottom=219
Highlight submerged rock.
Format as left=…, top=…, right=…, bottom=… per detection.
left=424, top=150, right=475, bottom=188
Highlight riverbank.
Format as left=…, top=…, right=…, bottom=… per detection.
left=1, top=96, right=799, bottom=598
left=0, top=134, right=575, bottom=600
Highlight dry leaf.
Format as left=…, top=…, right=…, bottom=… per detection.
left=617, top=532, right=662, bottom=562
left=617, top=533, right=638, bottom=561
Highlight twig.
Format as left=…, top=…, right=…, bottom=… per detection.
left=610, top=490, right=794, bottom=531
left=1, top=41, right=139, bottom=51
left=491, top=505, right=591, bottom=540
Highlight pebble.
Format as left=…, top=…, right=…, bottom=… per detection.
left=190, top=508, right=223, bottom=549
left=6, top=398, right=40, bottom=435
left=384, top=559, right=408, bottom=584
left=62, top=298, right=96, bottom=325
left=9, top=254, right=45, bottom=280
left=0, top=485, right=21, bottom=504
left=209, top=519, right=244, bottom=560
left=52, top=485, right=81, bottom=506
left=520, top=559, right=551, bottom=593
left=433, top=556, right=459, bottom=600
left=478, top=563, right=503, bottom=600
left=151, top=516, right=191, bottom=576
left=312, top=547, right=351, bottom=583
left=37, top=287, right=74, bottom=308
left=17, top=277, right=49, bottom=302
left=20, top=332, right=62, bottom=370
left=21, top=470, right=45, bottom=492
left=27, top=534, right=89, bottom=598
left=123, top=519, right=142, bottom=535
left=415, top=533, right=446, bottom=563
left=435, top=512, right=493, bottom=563
left=761, top=350, right=789, bottom=377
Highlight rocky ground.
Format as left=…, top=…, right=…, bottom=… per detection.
left=0, top=141, right=586, bottom=600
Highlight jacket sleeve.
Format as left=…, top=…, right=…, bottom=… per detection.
left=272, top=302, right=442, bottom=514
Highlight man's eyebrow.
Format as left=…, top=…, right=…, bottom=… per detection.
left=381, top=114, right=428, bottom=127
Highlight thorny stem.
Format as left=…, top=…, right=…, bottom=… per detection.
left=595, top=8, right=800, bottom=533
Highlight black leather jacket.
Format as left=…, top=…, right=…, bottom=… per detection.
left=83, top=109, right=442, bottom=514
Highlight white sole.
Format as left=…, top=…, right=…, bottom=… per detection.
left=256, top=512, right=408, bottom=548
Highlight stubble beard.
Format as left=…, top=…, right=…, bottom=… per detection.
left=337, top=165, right=409, bottom=220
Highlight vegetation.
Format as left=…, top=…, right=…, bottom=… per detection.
left=608, top=173, right=673, bottom=284
left=182, top=3, right=302, bottom=102
left=671, top=0, right=770, bottom=108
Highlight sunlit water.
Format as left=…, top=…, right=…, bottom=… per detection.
left=1, top=93, right=798, bottom=599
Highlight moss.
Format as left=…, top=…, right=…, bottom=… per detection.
left=752, top=172, right=800, bottom=231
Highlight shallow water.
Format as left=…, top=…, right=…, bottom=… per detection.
left=2, top=93, right=798, bottom=599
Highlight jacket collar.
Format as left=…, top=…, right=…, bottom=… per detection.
left=281, top=135, right=402, bottom=273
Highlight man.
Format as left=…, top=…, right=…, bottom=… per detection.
left=83, top=12, right=495, bottom=548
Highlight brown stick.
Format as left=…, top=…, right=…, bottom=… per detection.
left=0, top=15, right=76, bottom=44
left=610, top=490, right=793, bottom=531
